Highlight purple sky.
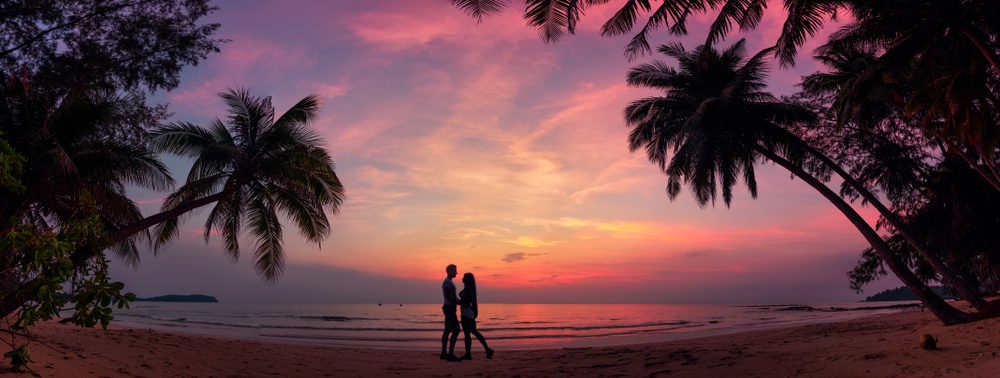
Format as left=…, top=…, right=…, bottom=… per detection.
left=111, top=1, right=903, bottom=304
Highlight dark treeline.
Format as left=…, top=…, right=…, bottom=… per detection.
left=864, top=287, right=957, bottom=302
left=134, top=294, right=218, bottom=303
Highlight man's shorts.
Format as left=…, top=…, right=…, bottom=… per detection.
left=442, top=305, right=460, bottom=332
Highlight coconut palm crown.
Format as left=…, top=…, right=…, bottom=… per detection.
left=624, top=39, right=815, bottom=207
left=149, top=89, right=344, bottom=282
left=0, top=80, right=174, bottom=265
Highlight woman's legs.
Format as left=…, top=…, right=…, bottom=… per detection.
left=463, top=329, right=473, bottom=355
left=471, top=330, right=489, bottom=350
left=461, top=316, right=474, bottom=357
left=460, top=316, right=494, bottom=358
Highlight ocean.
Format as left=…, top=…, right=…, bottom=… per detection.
left=112, top=302, right=918, bottom=349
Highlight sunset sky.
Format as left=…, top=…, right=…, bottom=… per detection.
left=111, top=1, right=899, bottom=304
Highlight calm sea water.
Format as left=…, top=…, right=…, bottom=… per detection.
left=111, top=302, right=917, bottom=349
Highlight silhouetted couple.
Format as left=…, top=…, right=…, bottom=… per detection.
left=441, top=264, right=494, bottom=362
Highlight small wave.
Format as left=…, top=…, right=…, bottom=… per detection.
left=250, top=314, right=375, bottom=321
left=118, top=313, right=190, bottom=323
left=243, top=320, right=692, bottom=332
left=155, top=317, right=187, bottom=322
left=169, top=319, right=259, bottom=329
left=258, top=320, right=694, bottom=333
left=115, top=317, right=695, bottom=334
left=484, top=320, right=691, bottom=332
left=260, top=323, right=707, bottom=343
left=298, top=315, right=372, bottom=322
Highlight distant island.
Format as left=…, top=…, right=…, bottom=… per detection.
left=863, top=286, right=956, bottom=302
left=135, top=294, right=218, bottom=303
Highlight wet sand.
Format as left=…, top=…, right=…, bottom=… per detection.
left=6, top=307, right=1000, bottom=377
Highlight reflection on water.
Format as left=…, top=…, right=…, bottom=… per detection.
left=111, top=302, right=916, bottom=349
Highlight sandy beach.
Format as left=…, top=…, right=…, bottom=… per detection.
left=4, top=307, right=999, bottom=377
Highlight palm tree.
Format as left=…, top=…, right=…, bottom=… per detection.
left=0, top=79, right=174, bottom=265
left=820, top=1, right=1000, bottom=193
left=453, top=0, right=998, bottom=313
left=453, top=1, right=1000, bottom=69
left=504, top=0, right=1000, bottom=190
left=802, top=44, right=998, bottom=307
left=0, top=77, right=174, bottom=316
left=0, top=87, right=344, bottom=317
left=623, top=40, right=972, bottom=324
left=134, top=89, right=345, bottom=282
left=836, top=1, right=1000, bottom=73
left=848, top=159, right=1000, bottom=297
left=449, top=0, right=843, bottom=63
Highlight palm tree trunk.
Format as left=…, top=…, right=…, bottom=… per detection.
left=787, top=135, right=989, bottom=310
left=959, top=25, right=1000, bottom=74
left=65, top=191, right=227, bottom=266
left=0, top=192, right=226, bottom=318
left=754, top=146, right=972, bottom=325
left=106, top=192, right=225, bottom=247
left=930, top=129, right=1000, bottom=193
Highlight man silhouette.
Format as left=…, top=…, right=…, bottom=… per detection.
left=440, top=264, right=462, bottom=362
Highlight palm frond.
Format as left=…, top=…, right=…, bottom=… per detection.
left=247, top=192, right=284, bottom=283
left=152, top=216, right=179, bottom=253
left=622, top=0, right=706, bottom=60
left=706, top=0, right=767, bottom=45
left=151, top=122, right=217, bottom=156
left=269, top=181, right=330, bottom=243
left=525, top=0, right=587, bottom=42
left=75, top=141, right=175, bottom=191
left=108, top=238, right=141, bottom=266
left=220, top=189, right=243, bottom=261
left=272, top=94, right=321, bottom=130
left=626, top=60, right=681, bottom=89
left=656, top=42, right=688, bottom=60
left=451, top=0, right=510, bottom=21
left=600, top=0, right=653, bottom=37
left=774, top=0, right=840, bottom=67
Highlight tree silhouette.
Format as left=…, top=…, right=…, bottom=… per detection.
left=623, top=40, right=971, bottom=324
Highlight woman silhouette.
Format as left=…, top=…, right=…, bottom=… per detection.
left=459, top=273, right=495, bottom=359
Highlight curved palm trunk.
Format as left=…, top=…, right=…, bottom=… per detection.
left=932, top=129, right=1000, bottom=193
left=66, top=191, right=228, bottom=267
left=787, top=134, right=989, bottom=310
left=0, top=192, right=226, bottom=318
left=106, top=192, right=226, bottom=247
left=754, top=146, right=972, bottom=325
left=959, top=26, right=1000, bottom=75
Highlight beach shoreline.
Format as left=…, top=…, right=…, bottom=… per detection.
left=108, top=307, right=893, bottom=351
left=8, top=306, right=1000, bottom=377
left=106, top=302, right=920, bottom=351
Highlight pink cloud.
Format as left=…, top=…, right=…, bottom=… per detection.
left=310, top=82, right=350, bottom=100
left=147, top=1, right=887, bottom=302
left=168, top=38, right=318, bottom=115
left=346, top=1, right=537, bottom=53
